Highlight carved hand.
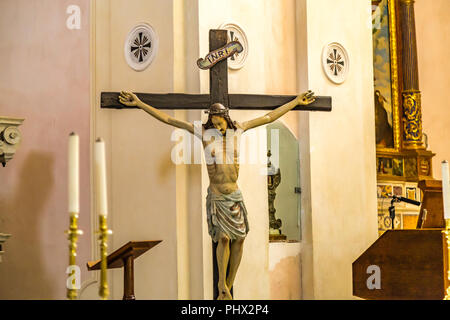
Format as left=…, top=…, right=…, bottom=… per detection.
left=297, top=90, right=316, bottom=105
left=119, top=91, right=142, bottom=107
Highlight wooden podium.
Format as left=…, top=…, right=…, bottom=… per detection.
left=353, top=180, right=448, bottom=299
left=87, top=240, right=162, bottom=300
left=352, top=229, right=448, bottom=299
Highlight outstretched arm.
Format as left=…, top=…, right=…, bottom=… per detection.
left=240, top=90, right=315, bottom=132
left=119, top=91, right=195, bottom=134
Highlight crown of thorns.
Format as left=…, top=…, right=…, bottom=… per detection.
left=204, top=103, right=230, bottom=116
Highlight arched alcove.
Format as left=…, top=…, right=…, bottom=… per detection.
left=266, top=121, right=301, bottom=242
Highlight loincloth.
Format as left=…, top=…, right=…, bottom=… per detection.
left=206, top=187, right=250, bottom=242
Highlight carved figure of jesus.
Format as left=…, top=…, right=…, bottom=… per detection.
left=119, top=90, right=315, bottom=300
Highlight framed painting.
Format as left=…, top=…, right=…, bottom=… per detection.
left=372, top=0, right=401, bottom=152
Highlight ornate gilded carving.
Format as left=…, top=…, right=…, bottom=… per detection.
left=405, top=157, right=418, bottom=178
left=402, top=91, right=424, bottom=149
left=419, top=158, right=430, bottom=176
left=375, top=0, right=434, bottom=237
left=399, top=0, right=425, bottom=150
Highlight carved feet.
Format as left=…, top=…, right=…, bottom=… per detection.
left=217, top=283, right=233, bottom=300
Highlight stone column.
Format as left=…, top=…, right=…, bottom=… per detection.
left=399, top=0, right=424, bottom=150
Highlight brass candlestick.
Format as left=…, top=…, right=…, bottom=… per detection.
left=66, top=214, right=83, bottom=300
left=444, top=219, right=450, bottom=300
left=98, top=215, right=112, bottom=300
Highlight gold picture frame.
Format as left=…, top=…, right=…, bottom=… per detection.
left=372, top=0, right=401, bottom=153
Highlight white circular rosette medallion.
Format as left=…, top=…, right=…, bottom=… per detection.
left=218, top=22, right=249, bottom=70
left=322, top=42, right=349, bottom=84
left=124, top=23, right=159, bottom=71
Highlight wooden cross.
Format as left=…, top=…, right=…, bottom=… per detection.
left=101, top=31, right=331, bottom=113
left=101, top=29, right=332, bottom=299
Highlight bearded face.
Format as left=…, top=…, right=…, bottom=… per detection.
left=203, top=103, right=237, bottom=132
left=211, top=115, right=228, bottom=135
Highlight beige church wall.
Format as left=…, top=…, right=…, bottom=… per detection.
left=0, top=0, right=91, bottom=299
left=269, top=242, right=302, bottom=300
left=415, top=0, right=450, bottom=180
left=297, top=0, right=378, bottom=299
left=173, top=0, right=210, bottom=300
left=91, top=0, right=181, bottom=299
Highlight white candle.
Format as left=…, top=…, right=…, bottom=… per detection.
left=68, top=132, right=79, bottom=214
left=95, top=138, right=108, bottom=217
left=442, top=160, right=450, bottom=220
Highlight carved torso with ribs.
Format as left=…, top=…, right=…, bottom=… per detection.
left=202, top=123, right=243, bottom=195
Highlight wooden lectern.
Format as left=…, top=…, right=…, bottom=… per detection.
left=353, top=229, right=447, bottom=299
left=417, top=179, right=445, bottom=228
left=87, top=240, right=162, bottom=300
left=353, top=180, right=448, bottom=299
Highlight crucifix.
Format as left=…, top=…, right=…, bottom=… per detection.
left=101, top=29, right=332, bottom=300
